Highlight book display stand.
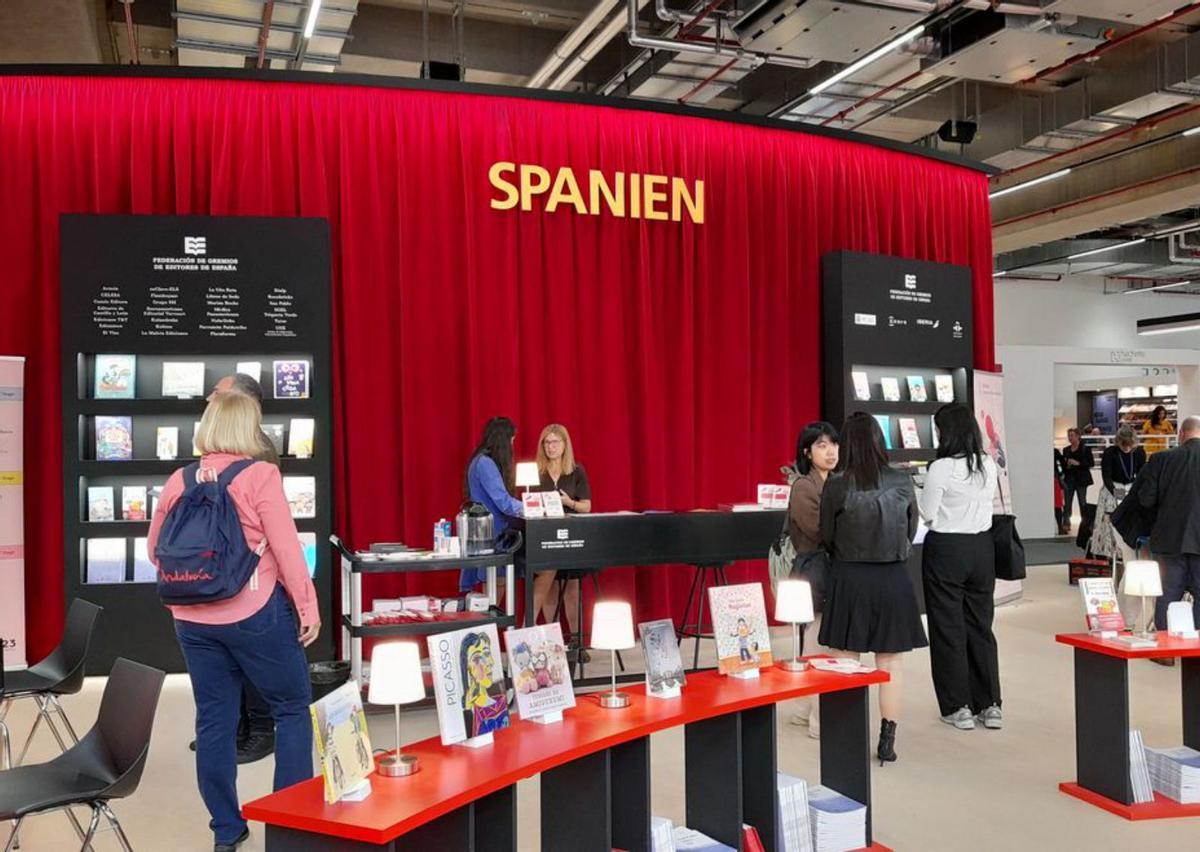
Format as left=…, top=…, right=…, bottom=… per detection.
left=60, top=215, right=335, bottom=673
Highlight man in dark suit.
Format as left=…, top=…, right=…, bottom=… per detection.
left=1137, top=416, right=1200, bottom=632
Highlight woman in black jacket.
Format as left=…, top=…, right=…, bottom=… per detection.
left=819, top=413, right=927, bottom=765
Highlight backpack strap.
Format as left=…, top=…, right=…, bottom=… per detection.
left=217, top=458, right=257, bottom=488
left=180, top=462, right=203, bottom=494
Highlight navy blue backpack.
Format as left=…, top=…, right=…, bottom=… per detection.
left=155, top=460, right=266, bottom=605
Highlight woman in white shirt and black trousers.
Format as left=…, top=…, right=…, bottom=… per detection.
left=920, top=403, right=1002, bottom=732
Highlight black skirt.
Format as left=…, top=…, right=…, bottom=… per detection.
left=818, top=559, right=928, bottom=653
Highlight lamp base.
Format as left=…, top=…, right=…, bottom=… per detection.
left=378, top=753, right=420, bottom=777
left=778, top=658, right=809, bottom=673
left=599, top=690, right=631, bottom=709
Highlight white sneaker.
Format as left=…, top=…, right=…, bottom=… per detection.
left=940, top=706, right=976, bottom=730
left=976, top=705, right=1003, bottom=730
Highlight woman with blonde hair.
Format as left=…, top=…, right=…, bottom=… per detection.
left=530, top=424, right=592, bottom=648
left=149, top=392, right=319, bottom=852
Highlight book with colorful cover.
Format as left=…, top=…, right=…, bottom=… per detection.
left=935, top=375, right=955, bottom=403
left=287, top=417, right=315, bottom=457
left=1079, top=577, right=1126, bottom=633
left=93, top=354, right=136, bottom=399
left=872, top=414, right=892, bottom=450
left=522, top=491, right=546, bottom=519
left=851, top=371, right=870, bottom=401
left=273, top=360, right=310, bottom=399
left=311, top=681, right=374, bottom=804
left=426, top=624, right=510, bottom=745
left=541, top=490, right=565, bottom=518
left=283, top=475, right=316, bottom=519
left=87, top=486, right=115, bottom=522
left=880, top=377, right=901, bottom=401
left=639, top=618, right=686, bottom=696
left=707, top=583, right=772, bottom=675
left=156, top=426, right=178, bottom=460
left=906, top=375, right=927, bottom=402
left=161, top=361, right=206, bottom=398
left=898, top=417, right=920, bottom=450
left=95, top=416, right=133, bottom=460
left=86, top=538, right=126, bottom=584
left=504, top=623, right=576, bottom=720
left=122, top=486, right=147, bottom=521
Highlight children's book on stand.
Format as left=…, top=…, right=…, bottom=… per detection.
left=707, top=583, right=772, bottom=676
left=505, top=623, right=575, bottom=722
left=311, top=681, right=374, bottom=804
left=851, top=371, right=870, bottom=401
left=87, top=486, right=115, bottom=522
left=427, top=623, right=510, bottom=746
left=161, top=361, right=206, bottom=398
left=906, top=375, right=927, bottom=402
left=935, top=374, right=955, bottom=403
left=1078, top=577, right=1126, bottom=636
left=95, top=416, right=133, bottom=460
left=639, top=618, right=686, bottom=698
left=93, top=354, right=136, bottom=399
left=880, top=376, right=901, bottom=402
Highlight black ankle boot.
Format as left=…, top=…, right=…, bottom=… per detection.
left=877, top=719, right=897, bottom=765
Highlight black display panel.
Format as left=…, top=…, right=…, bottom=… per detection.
left=60, top=214, right=335, bottom=673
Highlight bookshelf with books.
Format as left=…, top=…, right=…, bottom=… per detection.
left=61, top=214, right=334, bottom=673
left=823, top=251, right=974, bottom=466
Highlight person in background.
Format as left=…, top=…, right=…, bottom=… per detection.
left=1143, top=405, right=1175, bottom=457
left=1060, top=428, right=1093, bottom=534
left=1101, top=426, right=1146, bottom=500
left=149, top=392, right=319, bottom=852
left=530, top=424, right=592, bottom=655
left=1054, top=449, right=1067, bottom=535
left=819, top=413, right=926, bottom=765
left=461, top=416, right=524, bottom=593
left=919, top=404, right=1001, bottom=732
left=786, top=421, right=839, bottom=737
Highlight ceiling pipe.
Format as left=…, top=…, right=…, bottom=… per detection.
left=120, top=0, right=139, bottom=65
left=256, top=0, right=276, bottom=69
left=655, top=0, right=743, bottom=26
left=527, top=0, right=621, bottom=88
left=547, top=0, right=648, bottom=89
left=678, top=56, right=738, bottom=103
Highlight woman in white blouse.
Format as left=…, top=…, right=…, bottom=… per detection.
left=919, top=403, right=1001, bottom=733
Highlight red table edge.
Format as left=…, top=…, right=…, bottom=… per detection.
left=243, top=666, right=889, bottom=844
left=1059, top=782, right=1200, bottom=820
left=1055, top=632, right=1200, bottom=659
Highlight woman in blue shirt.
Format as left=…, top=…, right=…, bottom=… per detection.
left=461, top=416, right=524, bottom=591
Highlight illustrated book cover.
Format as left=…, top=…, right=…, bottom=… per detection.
left=161, top=361, right=206, bottom=398
left=898, top=417, right=920, bottom=450
left=95, top=416, right=133, bottom=461
left=283, top=475, right=316, bottom=519
left=880, top=377, right=901, bottom=402
left=906, top=375, right=927, bottom=402
left=156, top=426, right=178, bottom=460
left=935, top=375, right=955, bottom=403
left=707, top=583, right=772, bottom=675
left=287, top=417, right=315, bottom=457
left=639, top=618, right=686, bottom=696
left=94, top=354, right=136, bottom=399
left=1079, top=577, right=1126, bottom=633
left=311, top=681, right=374, bottom=804
left=427, top=624, right=511, bottom=745
left=851, top=371, right=870, bottom=401
left=273, top=360, right=310, bottom=399
left=872, top=414, right=892, bottom=450
left=505, top=623, right=576, bottom=720
left=122, top=485, right=147, bottom=521
left=87, top=486, right=115, bottom=522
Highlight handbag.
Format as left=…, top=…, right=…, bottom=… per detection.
left=992, top=478, right=1026, bottom=581
left=768, top=513, right=796, bottom=584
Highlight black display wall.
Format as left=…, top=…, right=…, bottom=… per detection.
left=60, top=214, right=334, bottom=674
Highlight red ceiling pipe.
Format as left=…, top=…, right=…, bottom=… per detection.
left=678, top=56, right=738, bottom=104
left=678, top=0, right=727, bottom=40
left=820, top=69, right=923, bottom=127
left=256, top=0, right=276, bottom=70
left=121, top=0, right=139, bottom=65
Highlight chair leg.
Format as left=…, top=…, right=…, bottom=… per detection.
left=13, top=701, right=46, bottom=766
left=99, top=803, right=134, bottom=852
left=63, top=807, right=87, bottom=843
left=79, top=805, right=101, bottom=852
left=4, top=816, right=23, bottom=852
left=49, top=697, right=80, bottom=745
left=0, top=719, right=10, bottom=771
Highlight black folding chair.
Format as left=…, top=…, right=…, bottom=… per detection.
left=0, top=658, right=165, bottom=851
left=0, top=600, right=102, bottom=770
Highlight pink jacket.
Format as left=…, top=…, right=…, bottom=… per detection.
left=147, top=452, right=318, bottom=627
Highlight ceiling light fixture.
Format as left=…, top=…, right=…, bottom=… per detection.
left=303, top=0, right=323, bottom=39
left=1137, top=312, right=1200, bottom=335
left=1122, top=280, right=1195, bottom=295
left=993, top=270, right=1008, bottom=277
left=1184, top=126, right=1200, bottom=137
left=1067, top=238, right=1147, bottom=261
left=808, top=25, right=926, bottom=96
left=988, top=168, right=1072, bottom=200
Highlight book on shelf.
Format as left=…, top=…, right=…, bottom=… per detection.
left=235, top=361, right=263, bottom=384
left=1130, top=730, right=1155, bottom=804
left=287, top=417, right=315, bottom=457
left=639, top=618, right=686, bottom=697
left=707, top=582, right=773, bottom=675
left=1146, top=743, right=1200, bottom=803
left=906, top=375, right=927, bottom=402
left=94, top=354, right=136, bottom=399
left=898, top=417, right=921, bottom=450
left=149, top=486, right=163, bottom=520
left=87, top=486, right=115, bottom=522
left=672, top=828, right=735, bottom=852
left=273, top=360, right=310, bottom=399
left=283, top=475, right=316, bottom=519
left=935, top=374, right=955, bottom=403
left=504, top=623, right=576, bottom=720
left=161, top=361, right=206, bottom=398
left=776, top=773, right=813, bottom=852
left=930, top=414, right=939, bottom=449
left=261, top=423, right=285, bottom=456
left=872, top=414, right=892, bottom=450
left=808, top=785, right=866, bottom=851
left=95, top=415, right=133, bottom=461
left=299, top=532, right=318, bottom=578
left=311, top=681, right=374, bottom=804
left=156, top=426, right=178, bottom=460
left=133, top=537, right=156, bottom=583
left=742, top=826, right=766, bottom=852
left=86, top=538, right=126, bottom=584
left=122, top=486, right=148, bottom=521
left=192, top=421, right=203, bottom=457
left=851, top=371, right=870, bottom=401
left=1078, top=577, right=1126, bottom=634
left=522, top=490, right=546, bottom=519
left=426, top=624, right=511, bottom=746
left=880, top=376, right=901, bottom=401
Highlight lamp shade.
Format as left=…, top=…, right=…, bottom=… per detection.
left=591, top=601, right=635, bottom=650
left=775, top=580, right=815, bottom=624
left=515, top=461, right=540, bottom=488
left=368, top=642, right=426, bottom=705
left=1124, top=560, right=1163, bottom=598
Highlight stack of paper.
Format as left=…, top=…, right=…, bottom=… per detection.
left=776, top=773, right=813, bottom=852
left=1129, top=730, right=1154, bottom=803
left=809, top=657, right=876, bottom=675
left=652, top=817, right=676, bottom=852
left=672, top=827, right=736, bottom=852
left=1146, top=744, right=1200, bottom=803
left=807, top=785, right=866, bottom=852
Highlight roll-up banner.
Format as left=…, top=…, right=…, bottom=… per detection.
left=0, top=356, right=25, bottom=668
left=974, top=370, right=1021, bottom=604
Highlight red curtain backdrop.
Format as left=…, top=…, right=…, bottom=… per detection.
left=0, top=75, right=994, bottom=661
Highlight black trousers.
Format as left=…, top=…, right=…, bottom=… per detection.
left=1153, top=553, right=1200, bottom=631
left=922, top=530, right=1001, bottom=717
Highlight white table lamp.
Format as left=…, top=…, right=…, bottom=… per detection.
left=1124, top=561, right=1162, bottom=641
left=515, top=461, right=540, bottom=494
left=592, top=601, right=635, bottom=709
left=369, top=642, right=426, bottom=776
left=775, top=580, right=815, bottom=673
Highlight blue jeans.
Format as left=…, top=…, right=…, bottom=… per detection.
left=1153, top=553, right=1200, bottom=631
left=175, top=586, right=313, bottom=845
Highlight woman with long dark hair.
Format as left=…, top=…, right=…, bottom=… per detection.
left=461, top=416, right=524, bottom=591
left=1143, top=404, right=1175, bottom=457
left=919, top=403, right=1001, bottom=731
left=819, top=413, right=925, bottom=765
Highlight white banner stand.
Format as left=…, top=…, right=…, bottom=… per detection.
left=0, top=356, right=25, bottom=668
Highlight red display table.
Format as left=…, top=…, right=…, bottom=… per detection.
left=1056, top=632, right=1200, bottom=820
left=245, top=666, right=889, bottom=851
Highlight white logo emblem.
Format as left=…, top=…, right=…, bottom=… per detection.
left=854, top=313, right=877, bottom=327
left=184, top=236, right=207, bottom=256
left=904, top=274, right=917, bottom=290
left=556, top=529, right=569, bottom=541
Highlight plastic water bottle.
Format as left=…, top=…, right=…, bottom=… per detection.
left=434, top=519, right=446, bottom=553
